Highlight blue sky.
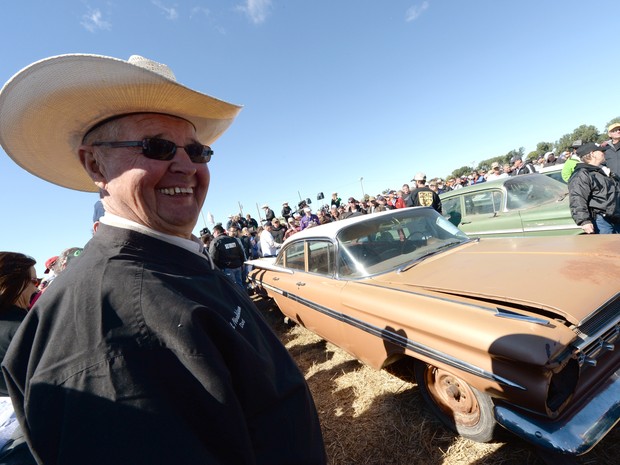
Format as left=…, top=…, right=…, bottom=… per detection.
left=1, top=0, right=619, bottom=275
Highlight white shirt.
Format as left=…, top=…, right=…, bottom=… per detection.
left=260, top=229, right=281, bottom=257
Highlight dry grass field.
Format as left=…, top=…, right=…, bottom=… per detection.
left=253, top=295, right=620, bottom=465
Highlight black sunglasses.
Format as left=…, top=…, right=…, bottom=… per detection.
left=91, top=138, right=213, bottom=163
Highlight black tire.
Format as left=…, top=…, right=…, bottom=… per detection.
left=414, top=360, right=496, bottom=443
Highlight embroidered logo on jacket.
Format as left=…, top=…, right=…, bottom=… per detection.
left=230, top=306, right=246, bottom=330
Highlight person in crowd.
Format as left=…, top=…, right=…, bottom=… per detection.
left=409, top=172, right=442, bottom=213
left=317, top=208, right=332, bottom=224
left=400, top=184, right=413, bottom=207
left=341, top=197, right=364, bottom=219
left=436, top=179, right=447, bottom=193
left=331, top=192, right=341, bottom=209
left=261, top=204, right=276, bottom=223
left=329, top=205, right=340, bottom=221
left=502, top=163, right=513, bottom=176
left=602, top=122, right=620, bottom=175
left=37, top=255, right=58, bottom=293
left=471, top=170, right=486, bottom=184
left=0, top=53, right=325, bottom=464
left=260, top=222, right=282, bottom=257
left=452, top=177, right=465, bottom=190
left=374, top=195, right=388, bottom=212
left=486, top=162, right=507, bottom=181
left=199, top=227, right=213, bottom=251
left=300, top=207, right=320, bottom=230
left=543, top=152, right=559, bottom=167
left=562, top=140, right=583, bottom=182
left=568, top=143, right=620, bottom=234
left=270, top=217, right=286, bottom=243
left=428, top=180, right=439, bottom=194
left=283, top=217, right=298, bottom=240
left=209, top=224, right=246, bottom=288
left=510, top=156, right=535, bottom=175
left=245, top=213, right=258, bottom=229
left=281, top=202, right=292, bottom=223
left=0, top=252, right=37, bottom=464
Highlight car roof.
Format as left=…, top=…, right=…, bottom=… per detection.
left=439, top=173, right=550, bottom=198
left=283, top=207, right=427, bottom=244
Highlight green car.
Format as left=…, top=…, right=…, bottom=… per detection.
left=440, top=174, right=581, bottom=237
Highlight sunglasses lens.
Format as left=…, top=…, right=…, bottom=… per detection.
left=143, top=138, right=176, bottom=160
left=185, top=144, right=212, bottom=163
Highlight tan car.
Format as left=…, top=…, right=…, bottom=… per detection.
left=248, top=207, right=620, bottom=456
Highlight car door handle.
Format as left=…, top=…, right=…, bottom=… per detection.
left=272, top=276, right=279, bottom=281
left=296, top=282, right=306, bottom=286
left=461, top=221, right=472, bottom=225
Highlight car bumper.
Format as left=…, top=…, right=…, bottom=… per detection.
left=494, top=366, right=620, bottom=455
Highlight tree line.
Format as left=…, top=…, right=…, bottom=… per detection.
left=449, top=116, right=620, bottom=179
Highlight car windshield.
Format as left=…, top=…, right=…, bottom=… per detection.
left=504, top=174, right=568, bottom=210
left=336, top=208, right=469, bottom=277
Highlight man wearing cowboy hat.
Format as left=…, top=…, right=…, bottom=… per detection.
left=0, top=54, right=325, bottom=464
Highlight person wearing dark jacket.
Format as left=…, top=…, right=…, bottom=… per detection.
left=602, top=122, right=620, bottom=176
left=409, top=172, right=442, bottom=213
left=568, top=143, right=620, bottom=234
left=261, top=204, right=275, bottom=222
left=0, top=53, right=326, bottom=465
left=209, top=224, right=246, bottom=288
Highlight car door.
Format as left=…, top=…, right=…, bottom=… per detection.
left=272, top=239, right=347, bottom=344
left=458, top=189, right=525, bottom=237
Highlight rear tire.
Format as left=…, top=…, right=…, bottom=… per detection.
left=414, top=360, right=496, bottom=443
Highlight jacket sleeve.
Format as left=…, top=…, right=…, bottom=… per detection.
left=568, top=170, right=593, bottom=225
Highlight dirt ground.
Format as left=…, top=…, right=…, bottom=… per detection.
left=253, top=294, right=620, bottom=465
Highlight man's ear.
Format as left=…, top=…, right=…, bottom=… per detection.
left=79, top=146, right=107, bottom=189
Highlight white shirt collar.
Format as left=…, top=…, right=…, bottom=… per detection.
left=99, top=213, right=205, bottom=256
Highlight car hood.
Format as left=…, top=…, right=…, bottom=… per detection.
left=371, top=236, right=620, bottom=326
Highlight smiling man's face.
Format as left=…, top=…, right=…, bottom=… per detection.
left=81, top=113, right=209, bottom=238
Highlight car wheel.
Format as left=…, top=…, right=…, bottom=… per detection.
left=414, top=360, right=496, bottom=443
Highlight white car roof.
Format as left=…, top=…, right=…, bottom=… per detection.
left=283, top=207, right=427, bottom=245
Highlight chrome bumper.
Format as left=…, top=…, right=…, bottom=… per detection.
left=494, top=367, right=620, bottom=455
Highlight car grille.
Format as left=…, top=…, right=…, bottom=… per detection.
left=572, top=294, right=620, bottom=367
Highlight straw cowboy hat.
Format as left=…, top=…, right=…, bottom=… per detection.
left=0, top=54, right=242, bottom=192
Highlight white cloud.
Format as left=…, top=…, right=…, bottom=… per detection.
left=151, top=0, right=179, bottom=20
left=236, top=0, right=272, bottom=24
left=190, top=6, right=211, bottom=20
left=80, top=8, right=111, bottom=33
left=405, top=1, right=430, bottom=22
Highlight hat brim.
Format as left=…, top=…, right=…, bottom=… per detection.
left=0, top=54, right=242, bottom=192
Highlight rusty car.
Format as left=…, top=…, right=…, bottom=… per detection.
left=248, top=206, right=620, bottom=456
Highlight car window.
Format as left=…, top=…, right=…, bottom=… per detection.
left=463, top=191, right=501, bottom=215
left=504, top=175, right=567, bottom=210
left=279, top=241, right=305, bottom=271
left=307, top=241, right=334, bottom=275
left=336, top=208, right=469, bottom=277
left=442, top=197, right=463, bottom=227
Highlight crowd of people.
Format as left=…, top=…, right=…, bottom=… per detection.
left=213, top=131, right=619, bottom=243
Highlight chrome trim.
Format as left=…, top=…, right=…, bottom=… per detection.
left=495, top=308, right=551, bottom=326
left=469, top=224, right=580, bottom=236
left=495, top=366, right=620, bottom=455
left=261, top=282, right=525, bottom=390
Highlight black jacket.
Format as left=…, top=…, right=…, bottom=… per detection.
left=603, top=141, right=620, bottom=176
left=2, top=224, right=325, bottom=465
left=209, top=234, right=245, bottom=269
left=568, top=163, right=620, bottom=226
left=410, top=187, right=442, bottom=213
left=0, top=305, right=26, bottom=395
